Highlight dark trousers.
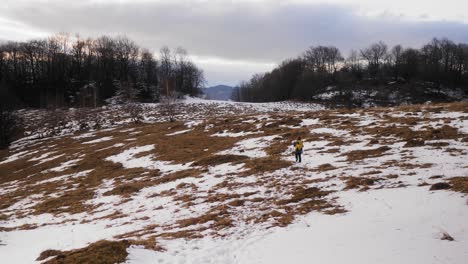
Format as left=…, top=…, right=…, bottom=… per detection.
left=295, top=151, right=302, bottom=162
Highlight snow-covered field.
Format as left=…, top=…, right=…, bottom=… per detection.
left=0, top=99, right=467, bottom=264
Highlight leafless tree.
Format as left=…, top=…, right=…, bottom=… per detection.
left=390, top=45, right=404, bottom=80
left=160, top=78, right=179, bottom=122
left=360, top=41, right=388, bottom=78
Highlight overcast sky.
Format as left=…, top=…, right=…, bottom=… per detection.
left=2, top=0, right=468, bottom=86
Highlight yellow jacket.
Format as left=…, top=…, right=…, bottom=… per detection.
left=295, top=140, right=303, bottom=151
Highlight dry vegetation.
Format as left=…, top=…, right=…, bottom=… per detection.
left=343, top=176, right=382, bottom=191
left=0, top=101, right=467, bottom=260
left=448, top=177, right=468, bottom=193
left=37, top=240, right=129, bottom=264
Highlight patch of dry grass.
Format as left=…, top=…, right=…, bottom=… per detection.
left=243, top=157, right=292, bottom=174
left=312, top=163, right=337, bottom=172
left=448, top=177, right=468, bottom=193
left=404, top=138, right=425, bottom=148
left=276, top=187, right=331, bottom=205
left=103, top=183, right=145, bottom=197
left=344, top=146, right=391, bottom=161
left=176, top=207, right=233, bottom=230
left=37, top=240, right=129, bottom=264
left=128, top=236, right=165, bottom=251
left=34, top=189, right=95, bottom=215
left=193, top=154, right=249, bottom=167
left=429, top=182, right=451, bottom=191
left=343, top=176, right=382, bottom=191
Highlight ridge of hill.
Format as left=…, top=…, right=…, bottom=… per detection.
left=202, top=85, right=234, bottom=101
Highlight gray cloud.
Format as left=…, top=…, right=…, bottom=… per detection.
left=1, top=1, right=468, bottom=85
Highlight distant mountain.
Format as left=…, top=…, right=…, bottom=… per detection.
left=202, top=85, right=233, bottom=101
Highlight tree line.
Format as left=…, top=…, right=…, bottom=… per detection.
left=0, top=33, right=205, bottom=109
left=232, top=38, right=468, bottom=104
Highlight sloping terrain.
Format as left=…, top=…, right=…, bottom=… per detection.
left=0, top=99, right=467, bottom=264
left=202, top=85, right=234, bottom=101
left=313, top=83, right=467, bottom=108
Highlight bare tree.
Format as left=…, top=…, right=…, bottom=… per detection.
left=138, top=49, right=159, bottom=101
left=360, top=41, right=388, bottom=79
left=160, top=78, right=178, bottom=122
left=390, top=45, right=404, bottom=80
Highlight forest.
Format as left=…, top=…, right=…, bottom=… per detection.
left=0, top=33, right=205, bottom=109
left=232, top=38, right=468, bottom=106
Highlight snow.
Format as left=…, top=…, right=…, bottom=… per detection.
left=185, top=120, right=204, bottom=128
left=96, top=143, right=125, bottom=152
left=0, top=222, right=134, bottom=264
left=208, top=162, right=246, bottom=175
left=105, top=145, right=191, bottom=173
left=36, top=170, right=94, bottom=185
left=27, top=152, right=64, bottom=165
left=166, top=129, right=192, bottom=136
left=315, top=91, right=339, bottom=100
left=310, top=127, right=350, bottom=137
left=28, top=151, right=57, bottom=162
left=47, top=158, right=82, bottom=172
left=1, top=99, right=467, bottom=264
left=125, top=187, right=468, bottom=264
left=183, top=96, right=325, bottom=112
left=300, top=118, right=319, bottom=126
left=82, top=136, right=113, bottom=144
left=212, top=130, right=263, bottom=137
left=218, top=135, right=276, bottom=158
left=0, top=150, right=39, bottom=164
left=72, top=132, right=96, bottom=139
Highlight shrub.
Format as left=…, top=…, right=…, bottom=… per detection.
left=0, top=88, right=23, bottom=148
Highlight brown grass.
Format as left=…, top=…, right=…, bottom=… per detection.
left=157, top=229, right=204, bottom=240
left=312, top=163, right=337, bottom=172
left=427, top=142, right=450, bottom=147
left=243, top=157, right=292, bottom=174
left=443, top=101, right=468, bottom=112
left=365, top=126, right=414, bottom=140
left=104, top=183, right=145, bottom=197
left=128, top=237, right=165, bottom=251
left=38, top=240, right=129, bottom=264
left=0, top=213, right=8, bottom=221
left=193, top=154, right=249, bottom=167
left=1, top=100, right=466, bottom=244
left=176, top=208, right=233, bottom=230
left=361, top=170, right=382, bottom=176
left=264, top=116, right=302, bottom=128
left=318, top=148, right=340, bottom=154
left=423, top=125, right=460, bottom=140
left=135, top=122, right=240, bottom=165
left=227, top=199, right=245, bottom=207
left=276, top=187, right=331, bottom=205
left=448, top=177, right=468, bottom=193
left=404, top=138, right=425, bottom=148
left=429, top=182, right=451, bottom=191
left=34, top=189, right=95, bottom=215
left=343, top=177, right=382, bottom=190
left=344, top=146, right=391, bottom=161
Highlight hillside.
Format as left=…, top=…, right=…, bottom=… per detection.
left=202, top=85, right=234, bottom=101
left=0, top=99, right=467, bottom=264
left=311, top=82, right=468, bottom=108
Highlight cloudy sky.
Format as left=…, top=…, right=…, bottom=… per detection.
left=1, top=0, right=468, bottom=86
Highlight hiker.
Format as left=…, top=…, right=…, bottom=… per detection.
left=294, top=137, right=303, bottom=163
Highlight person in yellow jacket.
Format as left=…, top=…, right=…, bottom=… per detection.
left=294, top=137, right=303, bottom=163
